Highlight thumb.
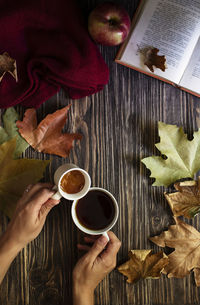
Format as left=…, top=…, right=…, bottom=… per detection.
left=87, top=235, right=109, bottom=262
left=40, top=198, right=60, bottom=218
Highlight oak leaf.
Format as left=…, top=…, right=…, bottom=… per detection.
left=0, top=138, right=49, bottom=218
left=0, top=107, right=29, bottom=158
left=0, top=52, right=17, bottom=82
left=118, top=249, right=168, bottom=284
left=141, top=121, right=200, bottom=186
left=141, top=47, right=166, bottom=73
left=16, top=105, right=82, bottom=158
left=150, top=218, right=200, bottom=286
left=165, top=177, right=200, bottom=218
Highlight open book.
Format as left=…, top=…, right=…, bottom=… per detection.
left=115, top=0, right=200, bottom=97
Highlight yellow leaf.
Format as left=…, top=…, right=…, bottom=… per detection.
left=141, top=122, right=200, bottom=186
left=0, top=138, right=49, bottom=218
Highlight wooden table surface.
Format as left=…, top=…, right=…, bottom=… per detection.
left=1, top=0, right=200, bottom=304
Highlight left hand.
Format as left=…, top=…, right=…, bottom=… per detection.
left=5, top=183, right=60, bottom=249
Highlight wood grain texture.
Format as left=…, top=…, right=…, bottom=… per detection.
left=1, top=0, right=200, bottom=304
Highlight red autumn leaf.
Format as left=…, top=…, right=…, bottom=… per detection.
left=16, top=105, right=82, bottom=158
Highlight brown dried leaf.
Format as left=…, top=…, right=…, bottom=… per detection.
left=150, top=218, right=200, bottom=286
left=16, top=105, right=82, bottom=158
left=0, top=52, right=17, bottom=82
left=118, top=250, right=168, bottom=284
left=194, top=268, right=200, bottom=286
left=165, top=177, right=200, bottom=218
left=141, top=47, right=166, bottom=73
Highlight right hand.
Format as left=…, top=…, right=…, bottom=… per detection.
left=5, top=183, right=60, bottom=249
left=73, top=231, right=121, bottom=294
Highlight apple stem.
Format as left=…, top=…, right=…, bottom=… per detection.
left=109, top=19, right=118, bottom=27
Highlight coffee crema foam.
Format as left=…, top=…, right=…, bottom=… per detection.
left=60, top=170, right=85, bottom=194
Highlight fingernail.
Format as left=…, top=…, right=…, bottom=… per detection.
left=98, top=235, right=108, bottom=245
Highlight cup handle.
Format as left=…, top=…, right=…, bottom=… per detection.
left=102, top=232, right=110, bottom=241
left=51, top=185, right=62, bottom=200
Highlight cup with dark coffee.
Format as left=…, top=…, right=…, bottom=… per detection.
left=52, top=163, right=91, bottom=201
left=71, top=187, right=119, bottom=240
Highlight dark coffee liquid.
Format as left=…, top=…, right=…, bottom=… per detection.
left=75, top=190, right=115, bottom=230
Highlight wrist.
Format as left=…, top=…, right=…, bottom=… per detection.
left=0, top=229, right=23, bottom=285
left=73, top=283, right=94, bottom=305
left=0, top=229, right=24, bottom=257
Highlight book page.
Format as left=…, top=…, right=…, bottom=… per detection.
left=179, top=37, right=200, bottom=94
left=119, top=0, right=200, bottom=84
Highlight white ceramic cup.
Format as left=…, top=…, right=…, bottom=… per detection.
left=71, top=187, right=119, bottom=241
left=52, top=163, right=91, bottom=201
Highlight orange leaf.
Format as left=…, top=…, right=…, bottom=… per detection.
left=16, top=105, right=82, bottom=157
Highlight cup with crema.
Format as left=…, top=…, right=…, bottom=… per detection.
left=52, top=163, right=91, bottom=201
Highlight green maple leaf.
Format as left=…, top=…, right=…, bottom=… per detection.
left=141, top=121, right=200, bottom=187
left=0, top=107, right=29, bottom=158
left=0, top=138, right=49, bottom=218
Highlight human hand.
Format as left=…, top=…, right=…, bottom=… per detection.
left=5, top=183, right=60, bottom=250
left=73, top=231, right=121, bottom=303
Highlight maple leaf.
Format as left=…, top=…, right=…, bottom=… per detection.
left=0, top=52, right=17, bottom=82
left=118, top=249, right=168, bottom=284
left=0, top=138, right=49, bottom=218
left=150, top=218, right=200, bottom=286
left=141, top=121, right=200, bottom=186
left=0, top=107, right=29, bottom=158
left=16, top=105, right=82, bottom=158
left=140, top=47, right=166, bottom=73
left=165, top=178, right=200, bottom=218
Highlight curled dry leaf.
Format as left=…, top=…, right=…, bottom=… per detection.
left=118, top=249, right=168, bottom=284
left=165, top=177, right=200, bottom=218
left=0, top=138, right=49, bottom=218
left=0, top=52, right=17, bottom=82
left=141, top=121, right=200, bottom=186
left=150, top=218, right=200, bottom=286
left=16, top=105, right=82, bottom=158
left=140, top=47, right=166, bottom=73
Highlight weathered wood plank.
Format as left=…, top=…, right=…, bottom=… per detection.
left=1, top=0, right=200, bottom=304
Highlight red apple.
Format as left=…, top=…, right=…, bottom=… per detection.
left=88, top=2, right=131, bottom=46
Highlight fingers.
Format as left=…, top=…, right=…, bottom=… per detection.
left=21, top=183, right=53, bottom=205
left=23, top=184, right=33, bottom=195
left=76, top=236, right=97, bottom=252
left=100, top=231, right=121, bottom=262
left=77, top=233, right=121, bottom=257
left=86, top=235, right=109, bottom=263
left=39, top=198, right=60, bottom=218
left=77, top=244, right=91, bottom=251
left=29, top=187, right=57, bottom=214
left=84, top=236, right=98, bottom=244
